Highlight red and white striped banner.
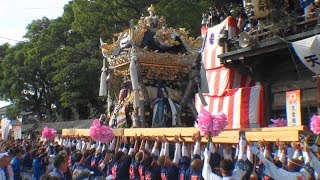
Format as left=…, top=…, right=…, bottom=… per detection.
left=202, top=16, right=237, bottom=70
left=201, top=26, right=208, bottom=37
left=205, top=67, right=255, bottom=96
left=195, top=85, right=265, bottom=129
left=196, top=17, right=265, bottom=129
left=13, top=125, right=21, bottom=140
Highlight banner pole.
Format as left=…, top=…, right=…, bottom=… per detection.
left=317, top=74, right=320, bottom=115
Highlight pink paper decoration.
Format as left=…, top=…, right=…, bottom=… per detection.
left=195, top=109, right=228, bottom=137
left=42, top=127, right=57, bottom=141
left=310, top=115, right=320, bottom=135
left=269, top=118, right=287, bottom=127
left=90, top=119, right=114, bottom=143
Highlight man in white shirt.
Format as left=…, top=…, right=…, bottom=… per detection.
left=251, top=146, right=311, bottom=180
left=202, top=138, right=250, bottom=180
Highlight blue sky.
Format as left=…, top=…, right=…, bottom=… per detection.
left=0, top=0, right=70, bottom=107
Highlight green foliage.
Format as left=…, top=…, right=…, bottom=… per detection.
left=6, top=103, right=21, bottom=120
left=0, top=0, right=215, bottom=121
left=156, top=0, right=212, bottom=37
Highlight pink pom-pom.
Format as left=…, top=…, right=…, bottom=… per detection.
left=90, top=126, right=100, bottom=141
left=90, top=119, right=114, bottom=143
left=41, top=126, right=57, bottom=141
left=310, top=115, right=320, bottom=135
left=92, top=119, right=101, bottom=127
left=195, top=109, right=228, bottom=137
left=90, top=119, right=101, bottom=141
left=215, top=112, right=228, bottom=130
left=269, top=118, right=287, bottom=127
left=100, top=125, right=114, bottom=143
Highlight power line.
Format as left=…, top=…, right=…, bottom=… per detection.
left=0, top=5, right=67, bottom=10
left=0, top=36, right=22, bottom=42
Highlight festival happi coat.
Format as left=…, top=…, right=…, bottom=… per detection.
left=100, top=4, right=266, bottom=129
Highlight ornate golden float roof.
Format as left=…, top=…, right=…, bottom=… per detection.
left=100, top=5, right=202, bottom=81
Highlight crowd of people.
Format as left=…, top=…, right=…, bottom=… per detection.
left=0, top=131, right=319, bottom=180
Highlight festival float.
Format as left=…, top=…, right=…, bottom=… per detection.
left=62, top=2, right=318, bottom=143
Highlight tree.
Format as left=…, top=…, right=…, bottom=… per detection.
left=155, top=0, right=211, bottom=37
left=0, top=0, right=218, bottom=122
left=0, top=17, right=59, bottom=121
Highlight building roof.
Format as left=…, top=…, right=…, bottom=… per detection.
left=218, top=29, right=320, bottom=62
left=0, top=105, right=10, bottom=115
left=21, top=119, right=93, bottom=132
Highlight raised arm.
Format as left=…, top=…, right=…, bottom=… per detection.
left=263, top=141, right=272, bottom=161
left=128, top=136, right=136, bottom=157
left=292, top=142, right=302, bottom=160
left=202, top=147, right=222, bottom=180
left=237, top=138, right=246, bottom=161
left=115, top=137, right=120, bottom=153
left=99, top=153, right=111, bottom=172
left=193, top=132, right=201, bottom=156
left=251, top=146, right=306, bottom=180
left=109, top=137, right=116, bottom=153
left=246, top=143, right=253, bottom=164
left=151, top=136, right=161, bottom=157
left=180, top=134, right=189, bottom=158
left=308, top=149, right=320, bottom=178
left=139, top=134, right=146, bottom=151
left=122, top=137, right=129, bottom=155
left=162, top=135, right=169, bottom=158
left=172, top=135, right=181, bottom=165
left=145, top=137, right=150, bottom=152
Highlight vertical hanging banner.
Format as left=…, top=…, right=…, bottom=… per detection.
left=13, top=125, right=21, bottom=140
left=1, top=118, right=11, bottom=140
left=292, top=35, right=320, bottom=74
left=286, top=90, right=302, bottom=126
left=243, top=0, right=271, bottom=19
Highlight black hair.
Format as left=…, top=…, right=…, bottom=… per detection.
left=71, top=145, right=77, bottom=152
left=210, top=152, right=222, bottom=168
left=143, top=156, right=154, bottom=167
left=135, top=151, right=143, bottom=163
left=74, top=169, right=91, bottom=180
left=53, top=154, right=66, bottom=168
left=89, top=148, right=96, bottom=156
left=74, top=152, right=83, bottom=163
left=54, top=145, right=60, bottom=155
left=25, top=145, right=32, bottom=152
left=4, top=146, right=11, bottom=153
left=40, top=174, right=60, bottom=180
left=193, top=154, right=201, bottom=161
left=30, top=149, right=38, bottom=158
left=220, top=159, right=234, bottom=176
left=39, top=152, right=48, bottom=159
left=65, top=147, right=71, bottom=155
left=114, top=151, right=125, bottom=162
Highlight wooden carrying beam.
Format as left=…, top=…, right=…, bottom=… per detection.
left=62, top=129, right=123, bottom=137
left=62, top=126, right=307, bottom=143
left=123, top=128, right=240, bottom=144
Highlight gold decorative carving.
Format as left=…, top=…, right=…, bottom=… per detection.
left=100, top=5, right=200, bottom=81
left=154, top=27, right=180, bottom=47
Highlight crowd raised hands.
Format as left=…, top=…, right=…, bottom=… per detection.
left=0, top=132, right=319, bottom=180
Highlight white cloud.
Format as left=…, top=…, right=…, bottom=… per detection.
left=0, top=0, right=71, bottom=45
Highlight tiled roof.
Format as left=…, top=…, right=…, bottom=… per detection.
left=0, top=106, right=10, bottom=115
left=22, top=119, right=93, bottom=132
